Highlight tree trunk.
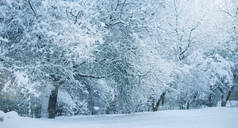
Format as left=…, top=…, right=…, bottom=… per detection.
left=153, top=99, right=160, bottom=112
left=208, top=93, right=213, bottom=107
left=161, top=93, right=166, bottom=105
left=186, top=102, right=190, bottom=109
left=87, top=84, right=95, bottom=115
left=41, top=93, right=50, bottom=118
left=217, top=87, right=226, bottom=107
left=221, top=100, right=226, bottom=107
left=221, top=93, right=226, bottom=107
left=48, top=86, right=59, bottom=119
left=221, top=86, right=235, bottom=107
left=82, top=79, right=95, bottom=115
left=153, top=92, right=166, bottom=112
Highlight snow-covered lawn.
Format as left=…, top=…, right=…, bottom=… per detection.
left=0, top=107, right=237, bottom=128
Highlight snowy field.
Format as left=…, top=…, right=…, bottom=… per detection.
left=0, top=107, right=237, bottom=128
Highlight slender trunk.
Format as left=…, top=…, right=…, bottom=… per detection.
left=153, top=99, right=160, bottom=112
left=226, top=86, right=235, bottom=102
left=186, top=102, right=190, bottom=109
left=221, top=101, right=226, bottom=107
left=221, top=86, right=235, bottom=107
left=208, top=86, right=213, bottom=107
left=151, top=97, right=155, bottom=111
left=217, top=87, right=226, bottom=107
left=161, top=93, right=165, bottom=105
left=221, top=93, right=226, bottom=107
left=153, top=92, right=166, bottom=111
left=48, top=86, right=59, bottom=119
left=208, top=93, right=213, bottom=107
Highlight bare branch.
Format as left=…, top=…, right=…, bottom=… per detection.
left=119, top=0, right=127, bottom=19
left=27, top=0, right=37, bottom=16
left=74, top=73, right=114, bottom=79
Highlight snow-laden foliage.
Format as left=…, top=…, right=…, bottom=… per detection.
left=0, top=0, right=238, bottom=118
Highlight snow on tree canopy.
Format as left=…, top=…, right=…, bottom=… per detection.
left=0, top=0, right=237, bottom=124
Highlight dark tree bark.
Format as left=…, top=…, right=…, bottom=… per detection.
left=186, top=102, right=190, bottom=109
left=220, top=91, right=226, bottom=107
left=48, top=86, right=59, bottom=119
left=218, top=86, right=235, bottom=107
left=153, top=92, right=166, bottom=112
left=217, top=87, right=225, bottom=107
left=27, top=0, right=37, bottom=16
left=208, top=93, right=213, bottom=107
left=161, top=93, right=165, bottom=105
left=221, top=86, right=235, bottom=107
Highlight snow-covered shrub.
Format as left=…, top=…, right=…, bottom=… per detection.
left=0, top=70, right=42, bottom=117
left=4, top=111, right=19, bottom=119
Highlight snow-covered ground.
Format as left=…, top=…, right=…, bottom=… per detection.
left=0, top=107, right=237, bottom=128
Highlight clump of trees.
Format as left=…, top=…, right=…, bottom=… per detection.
left=0, top=0, right=238, bottom=119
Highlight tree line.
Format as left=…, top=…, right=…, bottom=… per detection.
left=0, top=0, right=237, bottom=118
